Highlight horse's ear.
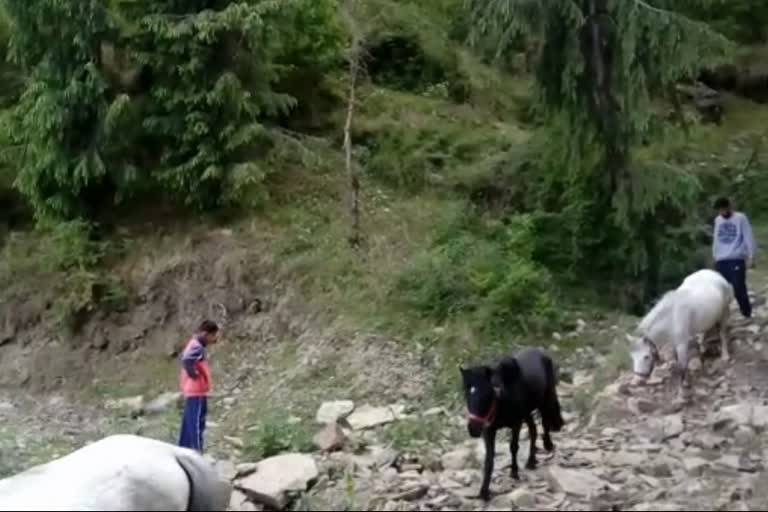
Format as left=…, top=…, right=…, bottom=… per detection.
left=625, top=333, right=634, bottom=344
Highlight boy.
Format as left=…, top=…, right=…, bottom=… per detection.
left=178, top=320, right=219, bottom=452
left=712, top=197, right=757, bottom=318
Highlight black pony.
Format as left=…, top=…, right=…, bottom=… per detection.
left=459, top=347, right=565, bottom=501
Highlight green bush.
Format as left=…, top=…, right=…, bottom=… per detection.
left=394, top=209, right=558, bottom=336
left=243, top=415, right=315, bottom=460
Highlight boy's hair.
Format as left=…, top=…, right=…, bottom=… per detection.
left=198, top=320, right=219, bottom=334
left=713, top=197, right=730, bottom=209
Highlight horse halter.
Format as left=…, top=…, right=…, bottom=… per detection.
left=633, top=338, right=660, bottom=378
left=467, top=399, right=498, bottom=427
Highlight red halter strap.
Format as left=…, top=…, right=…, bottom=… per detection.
left=467, top=399, right=498, bottom=426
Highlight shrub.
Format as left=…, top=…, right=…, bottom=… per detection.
left=394, top=209, right=558, bottom=336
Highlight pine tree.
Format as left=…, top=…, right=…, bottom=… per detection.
left=469, top=0, right=732, bottom=304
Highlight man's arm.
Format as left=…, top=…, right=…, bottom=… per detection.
left=712, top=219, right=719, bottom=261
left=181, top=341, right=204, bottom=379
left=742, top=214, right=757, bottom=263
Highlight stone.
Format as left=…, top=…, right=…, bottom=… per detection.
left=144, top=391, right=182, bottom=415
left=605, top=451, right=646, bottom=467
left=313, top=423, right=347, bottom=452
left=91, top=331, right=108, bottom=350
left=104, top=395, right=144, bottom=416
left=689, top=357, right=703, bottom=372
left=683, top=457, right=710, bottom=476
left=647, top=414, right=684, bottom=442
left=391, top=484, right=429, bottom=502
left=547, top=465, right=610, bottom=498
left=236, top=462, right=259, bottom=478
left=236, top=453, right=319, bottom=509
left=316, top=400, right=355, bottom=424
left=734, top=426, right=755, bottom=445
left=629, top=503, right=686, bottom=511
left=229, top=489, right=256, bottom=511
left=224, top=436, right=245, bottom=449
left=714, top=403, right=768, bottom=429
left=508, top=488, right=537, bottom=508
left=216, top=459, right=237, bottom=481
left=346, top=404, right=405, bottom=430
left=627, top=397, right=656, bottom=415
left=440, top=448, right=472, bottom=471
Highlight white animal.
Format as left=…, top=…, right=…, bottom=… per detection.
left=627, top=269, right=734, bottom=387
left=0, top=434, right=231, bottom=511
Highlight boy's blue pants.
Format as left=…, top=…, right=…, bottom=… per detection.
left=178, top=396, right=207, bottom=452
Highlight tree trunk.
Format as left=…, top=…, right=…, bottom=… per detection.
left=343, top=0, right=363, bottom=248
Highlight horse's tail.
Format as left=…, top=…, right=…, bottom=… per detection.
left=540, top=355, right=565, bottom=433
left=174, top=449, right=232, bottom=511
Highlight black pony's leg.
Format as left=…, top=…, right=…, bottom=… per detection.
left=542, top=411, right=554, bottom=452
left=509, top=420, right=521, bottom=480
left=479, top=428, right=497, bottom=501
left=524, top=414, right=538, bottom=470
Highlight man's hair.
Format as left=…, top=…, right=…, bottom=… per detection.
left=714, top=197, right=731, bottom=209
left=198, top=320, right=219, bottom=334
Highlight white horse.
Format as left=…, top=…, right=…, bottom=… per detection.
left=0, top=434, right=231, bottom=511
left=627, top=269, right=733, bottom=389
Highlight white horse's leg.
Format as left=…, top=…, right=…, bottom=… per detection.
left=675, top=338, right=690, bottom=389
left=720, top=302, right=731, bottom=362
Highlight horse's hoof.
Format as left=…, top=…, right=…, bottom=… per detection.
left=525, top=460, right=537, bottom=471
left=544, top=439, right=555, bottom=452
left=722, top=353, right=731, bottom=363
left=479, top=489, right=491, bottom=502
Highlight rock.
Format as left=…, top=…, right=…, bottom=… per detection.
left=144, top=391, right=182, bottom=415
left=734, top=426, right=755, bottom=445
left=714, top=403, right=752, bottom=429
left=216, top=459, right=237, bottom=481
left=627, top=397, right=656, bottom=415
left=236, top=463, right=259, bottom=478
left=605, top=451, right=646, bottom=467
left=683, top=457, right=710, bottom=476
left=695, top=433, right=725, bottom=450
left=236, top=453, right=319, bottom=509
left=714, top=403, right=768, bottom=429
left=316, top=400, right=355, bottom=424
left=224, top=436, right=245, bottom=449
left=91, top=331, right=108, bottom=350
left=313, top=423, right=347, bottom=452
left=629, top=502, right=687, bottom=511
left=508, top=488, right=537, bottom=508
left=104, top=395, right=144, bottom=416
left=229, top=489, right=257, bottom=511
left=689, top=357, right=702, bottom=372
left=716, top=454, right=758, bottom=473
left=647, top=414, right=684, bottom=442
left=547, top=465, right=611, bottom=498
left=391, top=484, right=429, bottom=502
left=440, top=448, right=472, bottom=471
left=346, top=404, right=405, bottom=430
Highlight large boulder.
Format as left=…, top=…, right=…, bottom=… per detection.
left=236, top=453, right=318, bottom=509
left=315, top=401, right=355, bottom=424
left=346, top=404, right=405, bottom=430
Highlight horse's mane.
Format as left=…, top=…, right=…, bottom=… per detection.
left=636, top=289, right=678, bottom=336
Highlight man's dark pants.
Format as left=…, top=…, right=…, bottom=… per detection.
left=715, top=259, right=752, bottom=318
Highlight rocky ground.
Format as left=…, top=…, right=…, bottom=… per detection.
left=4, top=287, right=768, bottom=511
left=225, top=287, right=768, bottom=511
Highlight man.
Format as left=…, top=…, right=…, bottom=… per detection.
left=178, top=320, right=219, bottom=452
left=712, top=197, right=757, bottom=318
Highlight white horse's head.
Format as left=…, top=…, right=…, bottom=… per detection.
left=626, top=333, right=660, bottom=378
